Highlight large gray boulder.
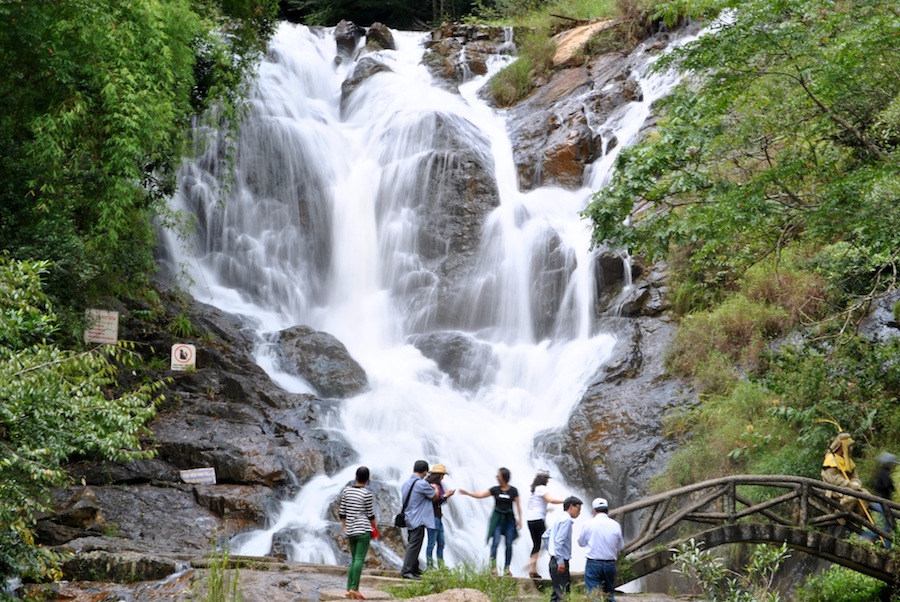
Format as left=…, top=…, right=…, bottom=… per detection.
left=276, top=325, right=368, bottom=399
left=408, top=331, right=498, bottom=391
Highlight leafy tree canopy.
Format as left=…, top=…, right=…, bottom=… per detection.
left=0, top=255, right=164, bottom=583
left=0, top=0, right=276, bottom=330
left=584, top=0, right=900, bottom=311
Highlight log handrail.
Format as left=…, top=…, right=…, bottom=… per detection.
left=608, top=474, right=899, bottom=584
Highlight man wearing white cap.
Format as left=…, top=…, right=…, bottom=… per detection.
left=578, top=497, right=624, bottom=601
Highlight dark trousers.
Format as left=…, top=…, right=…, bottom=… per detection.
left=401, top=525, right=426, bottom=577
left=549, top=556, right=570, bottom=602
left=585, top=559, right=617, bottom=601
left=528, top=519, right=546, bottom=555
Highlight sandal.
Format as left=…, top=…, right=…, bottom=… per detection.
left=504, top=568, right=513, bottom=577
left=351, top=591, right=366, bottom=600
left=529, top=571, right=541, bottom=579
left=491, top=567, right=498, bottom=576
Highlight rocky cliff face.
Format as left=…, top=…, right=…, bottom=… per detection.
left=40, top=20, right=693, bottom=583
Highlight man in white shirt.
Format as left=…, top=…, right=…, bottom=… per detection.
left=578, top=497, right=624, bottom=601
left=546, top=496, right=582, bottom=602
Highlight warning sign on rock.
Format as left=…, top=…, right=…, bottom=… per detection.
left=84, top=309, right=119, bottom=344
left=170, top=343, right=196, bottom=371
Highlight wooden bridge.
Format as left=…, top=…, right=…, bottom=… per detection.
left=607, top=475, right=899, bottom=584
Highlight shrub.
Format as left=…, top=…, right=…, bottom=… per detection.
left=667, top=295, right=790, bottom=379
left=742, top=264, right=829, bottom=324
left=488, top=28, right=556, bottom=106
left=0, top=256, right=161, bottom=583
left=670, top=539, right=789, bottom=602
left=489, top=56, right=535, bottom=106
left=798, top=565, right=885, bottom=602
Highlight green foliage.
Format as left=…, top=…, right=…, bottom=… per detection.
left=667, top=294, right=790, bottom=384
left=657, top=334, right=900, bottom=489
left=584, top=0, right=900, bottom=320
left=281, top=0, right=475, bottom=27
left=387, top=564, right=519, bottom=602
left=488, top=28, right=556, bottom=106
left=468, top=0, right=618, bottom=27
left=0, top=0, right=276, bottom=328
left=168, top=313, right=200, bottom=338
left=0, top=256, right=162, bottom=583
left=670, top=539, right=789, bottom=602
left=797, top=565, right=886, bottom=602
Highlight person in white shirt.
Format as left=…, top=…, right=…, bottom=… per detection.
left=546, top=496, right=582, bottom=602
left=578, top=497, right=625, bottom=601
left=525, top=469, right=565, bottom=578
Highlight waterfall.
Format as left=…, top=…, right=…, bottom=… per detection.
left=163, top=22, right=690, bottom=578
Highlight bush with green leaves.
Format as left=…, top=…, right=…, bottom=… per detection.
left=0, top=0, right=276, bottom=329
left=584, top=0, right=900, bottom=319
left=488, top=27, right=556, bottom=106
left=797, top=565, right=886, bottom=602
left=0, top=256, right=163, bottom=584
left=670, top=539, right=789, bottom=602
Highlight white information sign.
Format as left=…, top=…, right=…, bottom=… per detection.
left=84, top=309, right=119, bottom=344
left=170, top=343, right=197, bottom=371
left=179, top=467, right=216, bottom=485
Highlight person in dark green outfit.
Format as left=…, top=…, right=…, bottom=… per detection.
left=340, top=466, right=377, bottom=599
left=459, top=467, right=522, bottom=576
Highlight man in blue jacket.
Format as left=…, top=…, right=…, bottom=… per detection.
left=547, top=496, right=582, bottom=602
left=400, top=460, right=438, bottom=579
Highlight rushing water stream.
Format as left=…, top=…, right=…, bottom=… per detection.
left=163, top=22, right=689, bottom=578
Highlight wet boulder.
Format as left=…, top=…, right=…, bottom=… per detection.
left=277, top=325, right=369, bottom=399
left=341, top=57, right=393, bottom=115
left=335, top=20, right=365, bottom=58
left=366, top=22, right=396, bottom=51
left=408, top=331, right=499, bottom=391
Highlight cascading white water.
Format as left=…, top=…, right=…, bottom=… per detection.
left=163, top=22, right=691, bottom=577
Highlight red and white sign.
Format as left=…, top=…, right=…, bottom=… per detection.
left=170, top=343, right=196, bottom=371
left=84, top=309, right=119, bottom=344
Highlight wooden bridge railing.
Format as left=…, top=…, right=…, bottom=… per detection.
left=608, top=475, right=900, bottom=583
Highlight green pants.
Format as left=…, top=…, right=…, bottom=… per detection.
left=347, top=532, right=372, bottom=591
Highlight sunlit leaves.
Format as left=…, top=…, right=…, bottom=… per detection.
left=584, top=0, right=900, bottom=306
left=0, top=0, right=276, bottom=313
left=0, top=257, right=162, bottom=581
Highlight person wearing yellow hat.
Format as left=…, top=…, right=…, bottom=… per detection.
left=425, top=463, right=456, bottom=569
left=821, top=432, right=870, bottom=516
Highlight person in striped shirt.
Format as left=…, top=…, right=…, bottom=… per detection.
left=340, top=466, right=377, bottom=599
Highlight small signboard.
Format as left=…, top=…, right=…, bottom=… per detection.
left=84, top=309, right=119, bottom=344
left=170, top=343, right=197, bottom=371
left=180, top=467, right=216, bottom=485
